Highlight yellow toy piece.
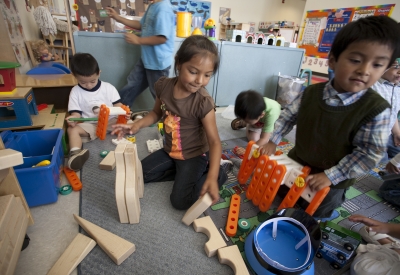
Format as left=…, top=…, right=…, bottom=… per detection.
left=294, top=176, right=305, bottom=188
left=252, top=150, right=260, bottom=158
left=126, top=135, right=136, bottom=143
left=204, top=18, right=215, bottom=28
left=33, top=160, right=51, bottom=167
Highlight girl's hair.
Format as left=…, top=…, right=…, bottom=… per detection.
left=174, top=35, right=219, bottom=75
left=31, top=40, right=49, bottom=61
left=70, top=53, right=100, bottom=76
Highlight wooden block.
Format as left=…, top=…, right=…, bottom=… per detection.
left=99, top=151, right=115, bottom=171
left=0, top=195, right=15, bottom=241
left=0, top=234, right=11, bottom=265
left=0, top=139, right=34, bottom=226
left=47, top=233, right=96, bottom=275
left=0, top=149, right=23, bottom=170
left=6, top=197, right=25, bottom=247
left=217, top=245, right=249, bottom=275
left=182, top=193, right=212, bottom=226
left=115, top=143, right=128, bottom=223
left=0, top=198, right=28, bottom=275
left=133, top=145, right=144, bottom=198
left=73, top=214, right=135, bottom=265
left=124, top=144, right=140, bottom=224
left=193, top=216, right=227, bottom=257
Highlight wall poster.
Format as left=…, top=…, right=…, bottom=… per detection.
left=298, top=4, right=396, bottom=59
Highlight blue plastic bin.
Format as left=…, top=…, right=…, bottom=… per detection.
left=0, top=129, right=64, bottom=207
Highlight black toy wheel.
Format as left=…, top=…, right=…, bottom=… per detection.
left=344, top=243, right=354, bottom=251
left=337, top=253, right=346, bottom=261
left=331, top=262, right=340, bottom=270
left=316, top=252, right=322, bottom=258
left=322, top=232, right=329, bottom=239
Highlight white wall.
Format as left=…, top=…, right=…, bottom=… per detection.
left=209, top=0, right=306, bottom=38
left=300, top=0, right=399, bottom=74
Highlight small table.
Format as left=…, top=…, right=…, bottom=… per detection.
left=16, top=74, right=77, bottom=111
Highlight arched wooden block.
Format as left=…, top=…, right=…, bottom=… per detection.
left=124, top=144, right=140, bottom=224
left=193, top=216, right=226, bottom=257
left=115, top=143, right=128, bottom=223
left=217, top=245, right=249, bottom=275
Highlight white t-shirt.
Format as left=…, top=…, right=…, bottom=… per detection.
left=68, top=81, right=121, bottom=121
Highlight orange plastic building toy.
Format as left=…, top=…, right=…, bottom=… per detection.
left=237, top=142, right=330, bottom=215
left=96, top=104, right=110, bottom=140
left=225, top=194, right=241, bottom=237
left=96, top=104, right=130, bottom=140
left=63, top=167, right=83, bottom=191
left=237, top=141, right=260, bottom=184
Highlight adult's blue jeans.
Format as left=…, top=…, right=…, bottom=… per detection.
left=141, top=149, right=227, bottom=210
left=119, top=58, right=170, bottom=107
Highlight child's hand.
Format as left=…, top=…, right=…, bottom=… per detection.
left=386, top=162, right=400, bottom=174
left=349, top=214, right=390, bottom=234
left=65, top=115, right=79, bottom=127
left=199, top=180, right=220, bottom=205
left=124, top=33, right=140, bottom=45
left=262, top=141, right=278, bottom=156
left=105, top=7, right=118, bottom=19
left=306, top=172, right=332, bottom=192
left=111, top=123, right=139, bottom=139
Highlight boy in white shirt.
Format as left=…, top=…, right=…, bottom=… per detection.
left=66, top=53, right=123, bottom=171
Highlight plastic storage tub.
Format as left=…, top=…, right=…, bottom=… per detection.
left=0, top=129, right=64, bottom=207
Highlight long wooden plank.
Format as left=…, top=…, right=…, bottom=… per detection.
left=47, top=233, right=96, bottom=275
left=124, top=144, right=140, bottom=224
left=115, top=144, right=128, bottom=223
left=0, top=195, right=15, bottom=241
left=73, top=214, right=135, bottom=265
left=133, top=144, right=144, bottom=198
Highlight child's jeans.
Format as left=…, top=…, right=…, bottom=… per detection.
left=141, top=149, right=227, bottom=210
left=119, top=58, right=170, bottom=107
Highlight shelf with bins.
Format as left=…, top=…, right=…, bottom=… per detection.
left=219, top=23, right=251, bottom=40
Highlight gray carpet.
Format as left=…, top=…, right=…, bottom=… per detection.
left=78, top=114, right=245, bottom=274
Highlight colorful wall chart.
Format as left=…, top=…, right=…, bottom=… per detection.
left=170, top=0, right=211, bottom=28
left=298, top=4, right=396, bottom=58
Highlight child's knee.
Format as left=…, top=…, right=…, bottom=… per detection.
left=170, top=193, right=191, bottom=210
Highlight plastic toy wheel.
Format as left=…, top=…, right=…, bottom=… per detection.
left=344, top=243, right=354, bottom=251
left=319, top=243, right=324, bottom=249
left=322, top=232, right=329, bottom=239
left=337, top=253, right=346, bottom=261
left=330, top=262, right=340, bottom=270
left=316, top=252, right=322, bottom=259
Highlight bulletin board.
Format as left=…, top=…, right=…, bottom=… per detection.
left=298, top=4, right=396, bottom=58
left=0, top=0, right=29, bottom=66
left=74, top=0, right=146, bottom=33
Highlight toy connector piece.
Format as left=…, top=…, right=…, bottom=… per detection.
left=258, top=164, right=286, bottom=212
left=193, top=216, right=227, bottom=257
left=225, top=194, right=241, bottom=237
left=277, top=166, right=311, bottom=211
left=182, top=193, right=212, bottom=226
left=116, top=105, right=130, bottom=124
left=112, top=138, right=134, bottom=145
left=305, top=187, right=330, bottom=216
left=96, top=104, right=110, bottom=140
left=147, top=139, right=161, bottom=153
left=63, top=167, right=83, bottom=191
left=237, top=141, right=259, bottom=184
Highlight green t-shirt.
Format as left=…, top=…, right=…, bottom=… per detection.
left=257, top=97, right=281, bottom=133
